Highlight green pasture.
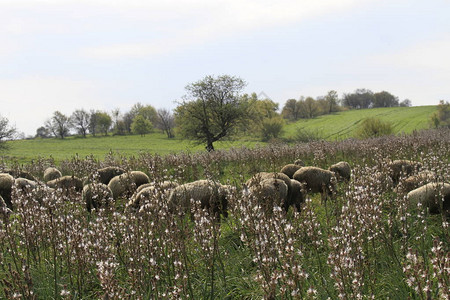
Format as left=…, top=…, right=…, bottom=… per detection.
left=283, top=105, right=436, bottom=140
left=3, top=133, right=264, bottom=163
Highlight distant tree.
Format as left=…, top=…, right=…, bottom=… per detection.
left=156, top=108, right=175, bottom=138
left=0, top=115, right=16, bottom=150
left=123, top=103, right=158, bottom=133
left=260, top=116, right=285, bottom=141
left=324, top=90, right=339, bottom=113
left=430, top=100, right=450, bottom=128
left=246, top=98, right=282, bottom=139
left=373, top=91, right=399, bottom=107
left=131, top=115, right=153, bottom=136
left=70, top=109, right=90, bottom=137
left=302, top=97, right=319, bottom=118
left=45, top=111, right=71, bottom=139
left=343, top=89, right=374, bottom=109
left=97, top=112, right=112, bottom=136
left=175, top=75, right=248, bottom=151
left=282, top=98, right=302, bottom=121
left=35, top=126, right=50, bottom=138
left=399, top=99, right=412, bottom=107
left=89, top=111, right=112, bottom=136
left=122, top=112, right=134, bottom=134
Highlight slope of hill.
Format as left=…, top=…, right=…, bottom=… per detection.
left=282, top=106, right=436, bottom=140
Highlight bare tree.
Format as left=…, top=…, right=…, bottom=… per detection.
left=156, top=108, right=175, bottom=138
left=70, top=109, right=90, bottom=137
left=0, top=115, right=16, bottom=150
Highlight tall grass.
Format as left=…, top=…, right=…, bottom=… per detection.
left=0, top=128, right=449, bottom=299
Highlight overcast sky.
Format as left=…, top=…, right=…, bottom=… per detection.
left=1, top=0, right=449, bottom=136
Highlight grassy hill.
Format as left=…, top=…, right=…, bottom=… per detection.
left=283, top=105, right=436, bottom=140
left=2, top=105, right=436, bottom=163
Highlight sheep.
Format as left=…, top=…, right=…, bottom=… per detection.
left=246, top=172, right=304, bottom=212
left=388, top=160, right=422, bottom=185
left=108, top=171, right=150, bottom=200
left=0, top=194, right=12, bottom=216
left=280, top=164, right=302, bottom=179
left=248, top=178, right=289, bottom=211
left=294, top=159, right=305, bottom=166
left=396, top=171, right=436, bottom=194
left=127, top=180, right=179, bottom=211
left=407, top=182, right=450, bottom=215
left=82, top=183, right=114, bottom=212
left=293, top=166, right=336, bottom=200
left=168, top=180, right=229, bottom=217
left=0, top=173, right=14, bottom=209
left=329, top=161, right=351, bottom=182
left=43, top=167, right=62, bottom=182
left=46, top=175, right=83, bottom=192
left=14, top=178, right=37, bottom=192
left=289, top=179, right=305, bottom=211
left=95, top=166, right=126, bottom=185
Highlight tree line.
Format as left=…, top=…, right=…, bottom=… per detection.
left=36, top=104, right=175, bottom=139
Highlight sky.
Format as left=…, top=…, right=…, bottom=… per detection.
left=1, top=0, right=449, bottom=136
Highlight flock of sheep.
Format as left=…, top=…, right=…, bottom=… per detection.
left=0, top=159, right=449, bottom=218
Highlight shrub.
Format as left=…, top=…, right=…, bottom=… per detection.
left=292, top=128, right=323, bottom=143
left=355, top=117, right=393, bottom=139
left=260, top=117, right=284, bottom=142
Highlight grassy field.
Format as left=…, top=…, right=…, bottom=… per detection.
left=2, top=105, right=437, bottom=163
left=283, top=105, right=436, bottom=140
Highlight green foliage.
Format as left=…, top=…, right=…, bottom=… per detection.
left=260, top=116, right=284, bottom=142
left=131, top=115, right=153, bottom=136
left=292, top=128, right=323, bottom=143
left=429, top=100, right=450, bottom=128
left=355, top=117, right=393, bottom=139
left=373, top=91, right=399, bottom=107
left=45, top=111, right=71, bottom=139
left=175, top=75, right=248, bottom=151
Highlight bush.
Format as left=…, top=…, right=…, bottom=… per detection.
left=260, top=117, right=284, bottom=142
left=429, top=100, right=450, bottom=128
left=291, top=128, right=323, bottom=143
left=355, top=117, right=393, bottom=139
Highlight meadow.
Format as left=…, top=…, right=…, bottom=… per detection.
left=0, top=128, right=448, bottom=299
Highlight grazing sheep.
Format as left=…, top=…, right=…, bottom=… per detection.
left=0, top=173, right=14, bottom=208
left=95, top=166, right=126, bottom=185
left=82, top=183, right=113, bottom=212
left=108, top=171, right=150, bottom=199
left=43, top=167, right=62, bottom=182
left=329, top=161, right=351, bottom=181
left=247, top=172, right=304, bottom=212
left=249, top=178, right=289, bottom=211
left=294, top=159, right=305, bottom=166
left=168, top=180, right=229, bottom=217
left=280, top=164, right=302, bottom=179
left=289, top=179, right=305, bottom=211
left=293, top=167, right=336, bottom=199
left=396, top=171, right=436, bottom=194
left=14, top=178, right=37, bottom=192
left=246, top=172, right=292, bottom=192
left=407, top=182, right=450, bottom=215
left=388, top=160, right=422, bottom=185
left=0, top=194, right=12, bottom=215
left=127, top=180, right=179, bottom=211
left=47, top=176, right=83, bottom=192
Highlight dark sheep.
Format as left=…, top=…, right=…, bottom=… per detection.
left=82, top=183, right=114, bottom=212
left=0, top=173, right=14, bottom=209
left=293, top=166, right=336, bottom=200
left=108, top=171, right=150, bottom=200
left=43, top=167, right=62, bottom=182
left=388, top=160, right=422, bottom=185
left=280, top=164, right=302, bottom=179
left=47, top=175, right=83, bottom=192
